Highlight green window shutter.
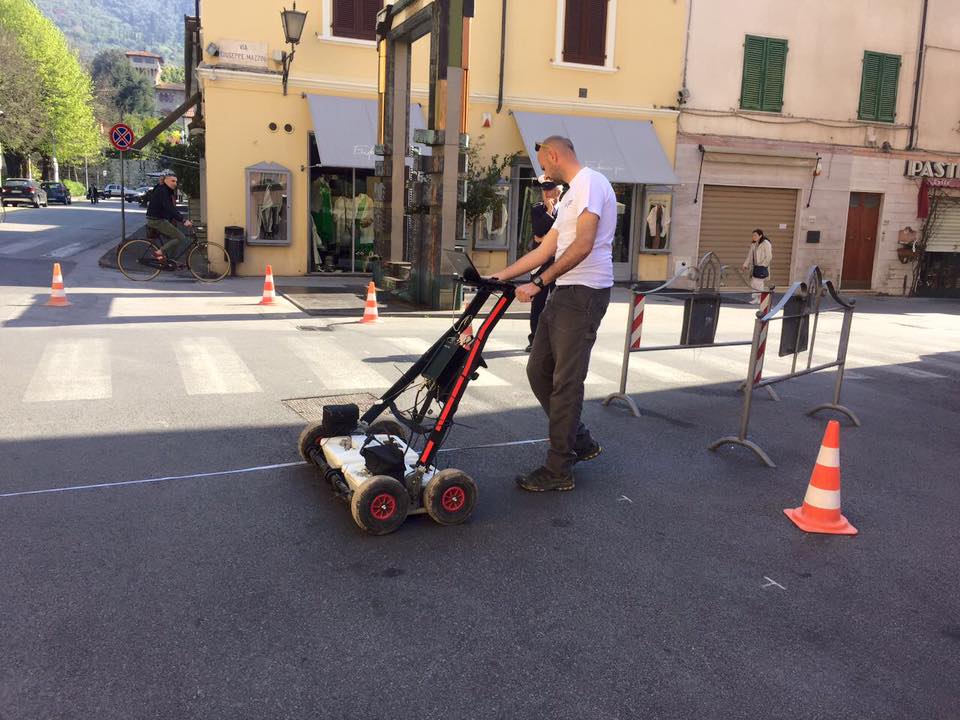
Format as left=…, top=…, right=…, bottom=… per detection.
left=859, top=52, right=882, bottom=121
left=877, top=54, right=900, bottom=122
left=761, top=39, right=788, bottom=112
left=740, top=36, right=765, bottom=110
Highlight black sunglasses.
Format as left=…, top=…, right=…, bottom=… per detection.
left=534, top=142, right=547, bottom=152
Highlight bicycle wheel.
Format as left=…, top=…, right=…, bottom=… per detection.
left=117, top=239, right=162, bottom=281
left=187, top=241, right=231, bottom=283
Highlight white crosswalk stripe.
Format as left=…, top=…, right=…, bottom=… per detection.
left=845, top=353, right=948, bottom=380
left=174, top=337, right=262, bottom=395
left=23, top=339, right=111, bottom=402
left=389, top=336, right=509, bottom=386
left=483, top=338, right=609, bottom=385
left=592, top=347, right=716, bottom=386
left=286, top=336, right=393, bottom=391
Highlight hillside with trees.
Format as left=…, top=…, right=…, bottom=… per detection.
left=33, top=0, right=194, bottom=62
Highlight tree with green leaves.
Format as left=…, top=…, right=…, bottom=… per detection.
left=160, top=65, right=186, bottom=84
left=0, top=25, right=45, bottom=173
left=0, top=0, right=100, bottom=166
left=91, top=49, right=155, bottom=119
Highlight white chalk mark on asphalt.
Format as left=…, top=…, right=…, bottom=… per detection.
left=0, top=438, right=553, bottom=499
left=617, top=495, right=633, bottom=504
left=440, top=438, right=548, bottom=452
left=761, top=576, right=786, bottom=590
left=0, top=461, right=308, bottom=499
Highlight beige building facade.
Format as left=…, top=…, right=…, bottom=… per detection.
left=196, top=0, right=686, bottom=282
left=674, top=0, right=960, bottom=296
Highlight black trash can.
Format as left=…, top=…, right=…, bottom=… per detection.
left=224, top=226, right=245, bottom=277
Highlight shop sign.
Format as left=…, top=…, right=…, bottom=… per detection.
left=905, top=159, right=960, bottom=179
left=218, top=40, right=269, bottom=68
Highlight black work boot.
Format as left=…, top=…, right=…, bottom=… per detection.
left=574, top=438, right=602, bottom=462
left=515, top=466, right=575, bottom=492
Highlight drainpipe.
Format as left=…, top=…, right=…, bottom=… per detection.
left=907, top=0, right=929, bottom=150
left=496, top=0, right=507, bottom=113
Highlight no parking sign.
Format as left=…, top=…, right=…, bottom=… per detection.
left=109, top=123, right=135, bottom=152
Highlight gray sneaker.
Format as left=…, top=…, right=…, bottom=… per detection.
left=515, top=466, right=575, bottom=492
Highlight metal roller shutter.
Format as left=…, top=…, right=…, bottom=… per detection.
left=699, top=185, right=798, bottom=287
left=926, top=201, right=960, bottom=253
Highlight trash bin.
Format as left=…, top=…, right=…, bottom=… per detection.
left=224, top=226, right=245, bottom=277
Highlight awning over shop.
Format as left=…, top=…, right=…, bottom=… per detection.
left=307, top=94, right=428, bottom=170
left=512, top=111, right=679, bottom=185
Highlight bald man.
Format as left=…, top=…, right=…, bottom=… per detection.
left=493, top=136, right=616, bottom=492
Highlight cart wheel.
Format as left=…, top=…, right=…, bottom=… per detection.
left=298, top=421, right=328, bottom=465
left=350, top=476, right=410, bottom=535
left=368, top=419, right=406, bottom=438
left=424, top=469, right=478, bottom=526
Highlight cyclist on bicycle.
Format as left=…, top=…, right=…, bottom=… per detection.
left=146, top=170, right=192, bottom=263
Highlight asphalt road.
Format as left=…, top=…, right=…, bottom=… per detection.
left=0, top=241, right=958, bottom=719
left=0, top=198, right=145, bottom=263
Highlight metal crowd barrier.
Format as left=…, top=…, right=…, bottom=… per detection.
left=603, top=252, right=776, bottom=419
left=709, top=266, right=860, bottom=468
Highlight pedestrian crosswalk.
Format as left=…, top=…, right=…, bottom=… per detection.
left=7, top=329, right=956, bottom=405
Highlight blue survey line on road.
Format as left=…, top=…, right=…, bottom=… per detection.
left=0, top=439, right=549, bottom=499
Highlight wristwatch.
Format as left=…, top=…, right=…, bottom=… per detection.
left=532, top=275, right=545, bottom=289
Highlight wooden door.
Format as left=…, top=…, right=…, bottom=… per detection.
left=842, top=193, right=881, bottom=289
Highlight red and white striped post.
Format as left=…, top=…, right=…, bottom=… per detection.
left=616, top=292, right=645, bottom=395
left=753, top=290, right=771, bottom=385
left=630, top=293, right=645, bottom=350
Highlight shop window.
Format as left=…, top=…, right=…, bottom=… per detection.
left=246, top=162, right=291, bottom=246
left=641, top=192, right=672, bottom=251
left=740, top=35, right=788, bottom=113
left=472, top=183, right=511, bottom=250
left=331, top=0, right=381, bottom=42
left=309, top=166, right=377, bottom=272
left=562, top=0, right=609, bottom=66
left=859, top=51, right=900, bottom=123
left=611, top=183, right=633, bottom=264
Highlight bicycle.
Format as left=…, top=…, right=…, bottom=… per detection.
left=117, top=224, right=231, bottom=283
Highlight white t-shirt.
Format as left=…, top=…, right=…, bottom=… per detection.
left=552, top=167, right=617, bottom=289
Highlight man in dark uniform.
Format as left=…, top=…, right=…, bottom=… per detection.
left=146, top=170, right=192, bottom=261
left=526, top=175, right=562, bottom=352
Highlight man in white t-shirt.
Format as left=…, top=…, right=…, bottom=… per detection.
left=493, top=135, right=616, bottom=492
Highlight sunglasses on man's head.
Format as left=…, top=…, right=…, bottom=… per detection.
left=535, top=142, right=547, bottom=152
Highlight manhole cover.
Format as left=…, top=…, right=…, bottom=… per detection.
left=282, top=392, right=379, bottom=422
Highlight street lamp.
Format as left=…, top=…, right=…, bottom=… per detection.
left=280, top=1, right=308, bottom=96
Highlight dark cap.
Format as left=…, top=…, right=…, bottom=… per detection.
left=535, top=173, right=561, bottom=190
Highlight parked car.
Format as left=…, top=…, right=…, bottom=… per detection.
left=102, top=184, right=143, bottom=201
left=1, top=178, right=48, bottom=208
left=41, top=181, right=72, bottom=205
left=138, top=185, right=155, bottom=207
left=102, top=183, right=122, bottom=198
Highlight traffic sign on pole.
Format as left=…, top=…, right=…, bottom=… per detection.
left=109, top=123, right=135, bottom=152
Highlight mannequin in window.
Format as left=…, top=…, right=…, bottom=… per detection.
left=645, top=202, right=671, bottom=250
left=258, top=183, right=281, bottom=239
left=331, top=178, right=351, bottom=270
left=353, top=177, right=374, bottom=250
left=310, top=175, right=333, bottom=268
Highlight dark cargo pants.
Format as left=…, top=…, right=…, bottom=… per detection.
left=147, top=217, right=187, bottom=258
left=526, top=284, right=611, bottom=476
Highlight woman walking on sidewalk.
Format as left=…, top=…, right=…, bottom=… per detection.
left=742, top=229, right=773, bottom=304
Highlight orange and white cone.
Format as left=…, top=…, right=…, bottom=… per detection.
left=360, top=281, right=379, bottom=323
left=258, top=265, right=276, bottom=305
left=784, top=420, right=858, bottom=535
left=45, top=263, right=71, bottom=307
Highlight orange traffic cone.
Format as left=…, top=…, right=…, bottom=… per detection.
left=784, top=420, right=858, bottom=535
left=258, top=265, right=276, bottom=305
left=45, top=263, right=71, bottom=307
left=360, top=281, right=379, bottom=323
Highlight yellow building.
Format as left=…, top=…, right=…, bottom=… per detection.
left=197, top=0, right=685, bottom=282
